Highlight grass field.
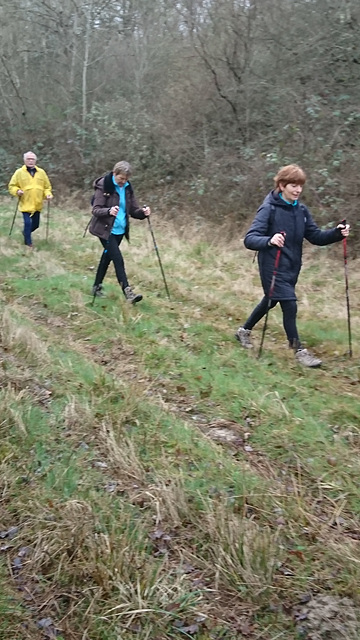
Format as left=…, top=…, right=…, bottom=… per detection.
left=0, top=198, right=359, bottom=640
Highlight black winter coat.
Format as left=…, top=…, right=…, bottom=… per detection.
left=244, top=190, right=343, bottom=300
left=89, top=172, right=146, bottom=241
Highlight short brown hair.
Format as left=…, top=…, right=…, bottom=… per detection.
left=274, top=164, right=306, bottom=190
left=113, top=161, right=132, bottom=176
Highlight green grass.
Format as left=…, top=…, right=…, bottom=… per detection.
left=0, top=199, right=359, bottom=639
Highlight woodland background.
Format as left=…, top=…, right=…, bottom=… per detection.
left=0, top=0, right=360, bottom=229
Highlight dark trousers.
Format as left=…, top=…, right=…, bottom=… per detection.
left=94, top=234, right=129, bottom=290
left=244, top=297, right=301, bottom=348
left=23, top=211, right=40, bottom=246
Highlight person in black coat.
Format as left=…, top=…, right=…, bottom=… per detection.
left=235, top=164, right=350, bottom=367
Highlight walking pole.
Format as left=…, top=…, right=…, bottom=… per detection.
left=83, top=219, right=90, bottom=238
left=258, top=232, right=285, bottom=359
left=340, top=219, right=352, bottom=358
left=91, top=287, right=97, bottom=306
left=91, top=240, right=109, bottom=307
left=46, top=200, right=50, bottom=241
left=9, top=200, right=19, bottom=236
left=146, top=212, right=171, bottom=301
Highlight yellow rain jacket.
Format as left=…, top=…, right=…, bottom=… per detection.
left=8, top=165, right=52, bottom=214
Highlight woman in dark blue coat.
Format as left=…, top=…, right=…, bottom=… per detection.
left=235, top=164, right=350, bottom=367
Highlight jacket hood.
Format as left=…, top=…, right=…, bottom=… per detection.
left=261, top=189, right=300, bottom=210
left=93, top=175, right=104, bottom=189
left=93, top=172, right=114, bottom=193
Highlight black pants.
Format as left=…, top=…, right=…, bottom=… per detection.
left=244, top=297, right=301, bottom=348
left=94, top=234, right=129, bottom=290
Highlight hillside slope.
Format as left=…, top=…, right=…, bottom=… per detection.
left=0, top=201, right=359, bottom=640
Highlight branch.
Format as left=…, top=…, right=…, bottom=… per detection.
left=0, top=55, right=29, bottom=126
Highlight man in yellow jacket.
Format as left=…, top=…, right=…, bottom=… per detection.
left=8, top=151, right=53, bottom=248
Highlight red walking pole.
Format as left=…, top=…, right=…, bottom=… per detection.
left=258, top=233, right=285, bottom=359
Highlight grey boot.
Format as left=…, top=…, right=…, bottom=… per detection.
left=235, top=327, right=253, bottom=349
left=295, top=348, right=322, bottom=368
left=124, top=286, right=143, bottom=304
left=92, top=284, right=105, bottom=297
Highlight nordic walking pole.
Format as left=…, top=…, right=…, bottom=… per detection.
left=340, top=219, right=352, bottom=358
left=91, top=286, right=97, bottom=307
left=91, top=240, right=110, bottom=307
left=46, top=199, right=50, bottom=241
left=83, top=219, right=90, bottom=238
left=258, top=232, right=286, bottom=359
left=146, top=211, right=171, bottom=301
left=9, top=199, right=19, bottom=236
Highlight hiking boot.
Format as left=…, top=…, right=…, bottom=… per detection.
left=124, top=286, right=143, bottom=304
left=92, top=284, right=104, bottom=297
left=235, top=327, right=253, bottom=349
left=295, top=348, right=322, bottom=368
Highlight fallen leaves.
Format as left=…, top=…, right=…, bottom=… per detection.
left=37, top=617, right=63, bottom=638
left=205, top=418, right=255, bottom=454
left=149, top=528, right=173, bottom=556
left=0, top=525, right=19, bottom=539
left=293, top=594, right=360, bottom=639
left=172, top=613, right=208, bottom=636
